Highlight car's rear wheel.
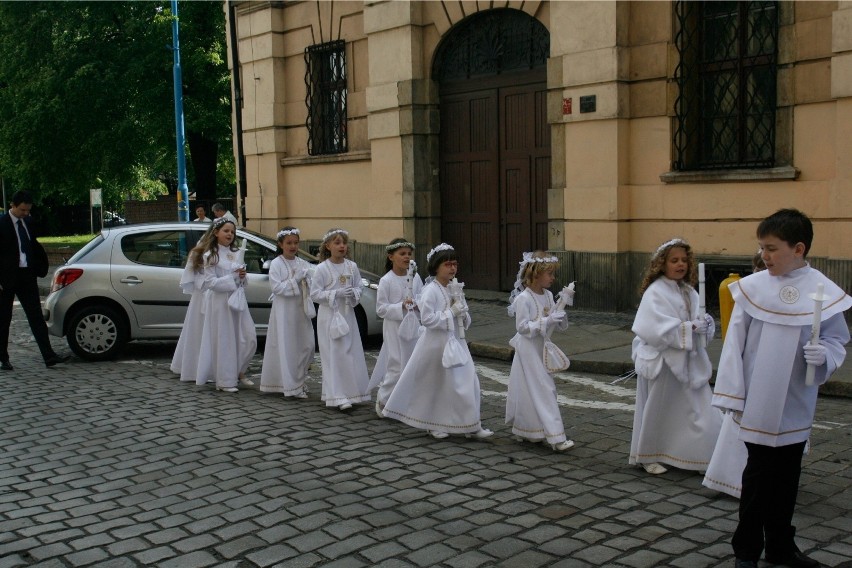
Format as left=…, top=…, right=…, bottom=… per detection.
left=67, top=305, right=129, bottom=361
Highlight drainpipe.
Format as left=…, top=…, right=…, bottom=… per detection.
left=228, top=0, right=248, bottom=226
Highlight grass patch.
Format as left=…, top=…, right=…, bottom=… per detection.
left=40, top=234, right=96, bottom=248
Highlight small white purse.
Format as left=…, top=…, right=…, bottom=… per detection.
left=543, top=340, right=570, bottom=373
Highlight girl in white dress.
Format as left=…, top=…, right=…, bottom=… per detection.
left=382, top=243, right=493, bottom=440
left=195, top=218, right=258, bottom=393
left=629, top=238, right=721, bottom=474
left=370, top=238, right=424, bottom=417
left=260, top=227, right=315, bottom=398
left=309, top=228, right=371, bottom=410
left=505, top=251, right=575, bottom=451
left=171, top=248, right=205, bottom=382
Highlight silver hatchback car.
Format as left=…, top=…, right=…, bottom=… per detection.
left=43, top=222, right=381, bottom=361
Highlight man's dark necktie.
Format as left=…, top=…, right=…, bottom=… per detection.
left=17, top=219, right=30, bottom=261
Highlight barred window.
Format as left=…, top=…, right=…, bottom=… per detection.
left=305, top=40, right=347, bottom=156
left=673, top=1, right=778, bottom=170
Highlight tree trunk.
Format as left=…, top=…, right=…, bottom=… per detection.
left=187, top=130, right=218, bottom=200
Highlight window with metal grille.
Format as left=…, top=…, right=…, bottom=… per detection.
left=304, top=40, right=347, bottom=156
left=673, top=1, right=778, bottom=170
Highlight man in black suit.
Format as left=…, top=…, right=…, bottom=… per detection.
left=0, top=190, right=69, bottom=369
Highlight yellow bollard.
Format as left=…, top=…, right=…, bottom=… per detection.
left=719, top=273, right=741, bottom=341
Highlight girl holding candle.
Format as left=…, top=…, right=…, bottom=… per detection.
left=309, top=228, right=371, bottom=411
left=711, top=209, right=850, bottom=568
left=382, top=243, right=493, bottom=440
left=629, top=238, right=720, bottom=475
left=504, top=251, right=576, bottom=451
left=369, top=238, right=423, bottom=416
left=195, top=218, right=257, bottom=392
left=260, top=227, right=316, bottom=399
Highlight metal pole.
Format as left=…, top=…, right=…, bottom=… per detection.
left=171, top=0, right=190, bottom=223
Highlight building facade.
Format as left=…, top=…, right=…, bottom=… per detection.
left=226, top=0, right=852, bottom=311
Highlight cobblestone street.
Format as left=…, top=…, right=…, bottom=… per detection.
left=0, top=308, right=850, bottom=567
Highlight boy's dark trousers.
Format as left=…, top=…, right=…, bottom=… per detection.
left=732, top=440, right=807, bottom=561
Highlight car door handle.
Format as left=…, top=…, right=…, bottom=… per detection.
left=120, top=277, right=143, bottom=284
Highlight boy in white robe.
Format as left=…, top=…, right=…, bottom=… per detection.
left=713, top=209, right=851, bottom=568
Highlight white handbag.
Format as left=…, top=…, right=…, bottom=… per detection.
left=442, top=335, right=467, bottom=369
left=329, top=310, right=350, bottom=339
left=542, top=340, right=570, bottom=373
left=227, top=287, right=247, bottom=312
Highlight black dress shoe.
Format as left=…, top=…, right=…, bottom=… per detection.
left=765, top=549, right=820, bottom=568
left=0, top=360, right=13, bottom=371
left=734, top=560, right=758, bottom=568
left=44, top=354, right=70, bottom=368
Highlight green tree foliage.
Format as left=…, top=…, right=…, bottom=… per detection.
left=0, top=1, right=233, bottom=209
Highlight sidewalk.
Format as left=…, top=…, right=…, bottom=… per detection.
left=463, top=289, right=852, bottom=399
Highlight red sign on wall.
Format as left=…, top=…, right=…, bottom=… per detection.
left=562, top=97, right=572, bottom=115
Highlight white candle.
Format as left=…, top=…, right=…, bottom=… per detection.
left=697, top=263, right=707, bottom=348
left=450, top=277, right=466, bottom=339
left=805, top=282, right=825, bottom=386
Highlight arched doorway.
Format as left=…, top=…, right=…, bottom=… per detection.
left=433, top=9, right=551, bottom=290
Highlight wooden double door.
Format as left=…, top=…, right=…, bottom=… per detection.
left=440, top=74, right=551, bottom=291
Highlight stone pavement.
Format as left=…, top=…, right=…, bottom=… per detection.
left=462, top=289, right=852, bottom=399
left=0, top=302, right=851, bottom=567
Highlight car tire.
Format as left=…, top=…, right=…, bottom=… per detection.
left=67, top=305, right=129, bottom=361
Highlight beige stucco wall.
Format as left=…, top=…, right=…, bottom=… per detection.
left=546, top=0, right=851, bottom=263
left=227, top=0, right=851, bottom=296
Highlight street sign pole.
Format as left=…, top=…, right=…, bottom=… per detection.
left=171, top=0, right=190, bottom=223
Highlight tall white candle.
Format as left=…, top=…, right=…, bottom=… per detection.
left=697, top=263, right=707, bottom=348
left=805, top=282, right=825, bottom=386
left=450, top=277, right=466, bottom=339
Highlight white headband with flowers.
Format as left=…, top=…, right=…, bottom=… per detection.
left=212, top=217, right=232, bottom=229
left=426, top=243, right=454, bottom=262
left=322, top=229, right=349, bottom=242
left=386, top=241, right=415, bottom=252
left=507, top=252, right=560, bottom=315
left=277, top=228, right=300, bottom=239
left=654, top=238, right=689, bottom=258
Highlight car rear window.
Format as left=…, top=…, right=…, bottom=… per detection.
left=66, top=234, right=106, bottom=264
left=120, top=230, right=203, bottom=268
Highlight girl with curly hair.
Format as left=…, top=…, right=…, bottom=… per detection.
left=629, top=238, right=720, bottom=475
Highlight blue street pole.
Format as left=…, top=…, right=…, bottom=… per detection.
left=171, top=0, right=190, bottom=222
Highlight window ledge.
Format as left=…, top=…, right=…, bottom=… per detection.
left=660, top=166, right=799, bottom=184
left=280, top=150, right=371, bottom=167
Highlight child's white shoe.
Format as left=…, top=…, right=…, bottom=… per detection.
left=239, top=376, right=255, bottom=386
left=338, top=403, right=353, bottom=411
left=642, top=463, right=667, bottom=475
left=429, top=431, right=448, bottom=439
left=551, top=440, right=575, bottom=452
left=217, top=387, right=238, bottom=393
left=465, top=428, right=494, bottom=440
